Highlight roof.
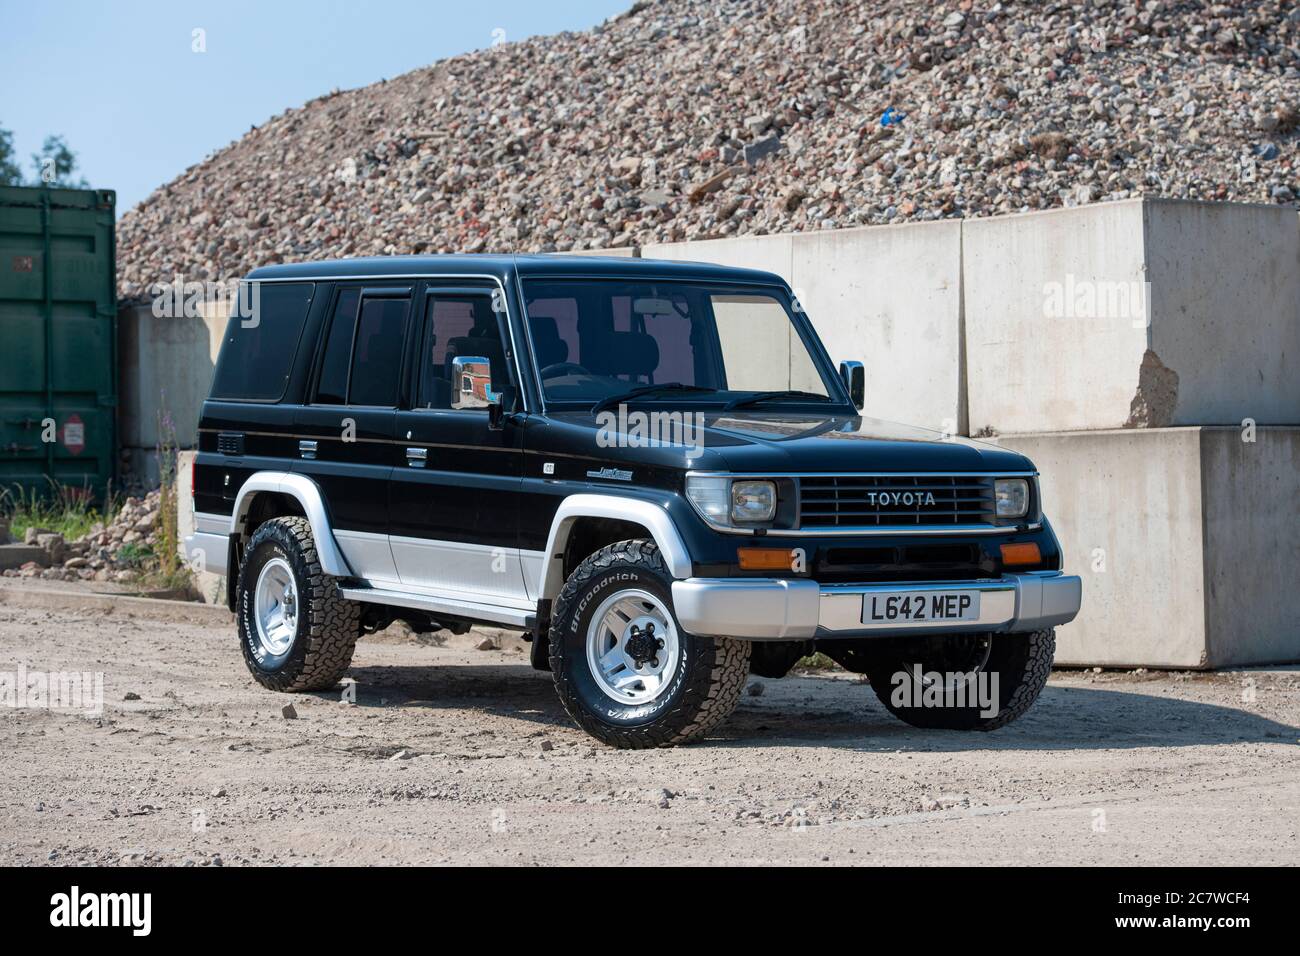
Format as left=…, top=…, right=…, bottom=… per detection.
left=244, top=253, right=787, bottom=286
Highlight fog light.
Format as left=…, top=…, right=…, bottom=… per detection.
left=1000, top=542, right=1041, bottom=566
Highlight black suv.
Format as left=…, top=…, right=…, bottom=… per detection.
left=188, top=255, right=1080, bottom=748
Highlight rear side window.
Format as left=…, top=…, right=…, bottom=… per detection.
left=313, top=287, right=410, bottom=406
left=314, top=289, right=360, bottom=405
left=209, top=283, right=315, bottom=401
left=349, top=298, right=407, bottom=406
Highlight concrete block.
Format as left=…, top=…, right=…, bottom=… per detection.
left=1143, top=200, right=1300, bottom=426
left=176, top=450, right=225, bottom=605
left=966, top=199, right=1300, bottom=435
left=964, top=200, right=1150, bottom=435
left=995, top=426, right=1300, bottom=668
left=562, top=247, right=639, bottom=258
left=645, top=227, right=966, bottom=431
left=0, top=544, right=47, bottom=571
left=790, top=221, right=964, bottom=434
left=644, top=233, right=793, bottom=281
left=117, top=302, right=225, bottom=451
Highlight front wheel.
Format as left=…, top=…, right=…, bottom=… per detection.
left=549, top=539, right=750, bottom=749
left=864, top=629, right=1055, bottom=730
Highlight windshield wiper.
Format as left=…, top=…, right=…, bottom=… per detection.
left=723, top=390, right=833, bottom=411
left=591, top=382, right=718, bottom=415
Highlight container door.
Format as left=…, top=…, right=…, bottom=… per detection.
left=0, top=186, right=116, bottom=501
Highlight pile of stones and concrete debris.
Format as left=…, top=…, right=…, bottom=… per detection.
left=2, top=492, right=165, bottom=584
left=116, top=0, right=1299, bottom=298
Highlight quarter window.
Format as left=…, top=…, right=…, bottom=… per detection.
left=210, top=282, right=315, bottom=401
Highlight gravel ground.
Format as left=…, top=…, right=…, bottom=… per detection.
left=2, top=598, right=1297, bottom=866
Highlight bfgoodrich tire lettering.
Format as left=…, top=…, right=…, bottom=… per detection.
left=865, top=629, right=1055, bottom=731
left=236, top=516, right=361, bottom=692
left=549, top=538, right=750, bottom=749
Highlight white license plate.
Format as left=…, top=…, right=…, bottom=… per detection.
left=862, top=590, right=981, bottom=625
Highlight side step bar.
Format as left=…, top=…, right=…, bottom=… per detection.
left=337, top=586, right=534, bottom=630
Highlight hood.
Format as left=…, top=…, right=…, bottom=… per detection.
left=541, top=409, right=1034, bottom=474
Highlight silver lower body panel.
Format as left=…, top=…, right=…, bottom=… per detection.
left=185, top=512, right=232, bottom=576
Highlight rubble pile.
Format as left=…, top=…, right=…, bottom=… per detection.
left=117, top=0, right=1299, bottom=297
left=4, top=491, right=164, bottom=584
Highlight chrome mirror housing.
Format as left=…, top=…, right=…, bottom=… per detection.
left=839, top=360, right=864, bottom=410
left=451, top=355, right=496, bottom=410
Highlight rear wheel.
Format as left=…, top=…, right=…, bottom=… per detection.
left=236, top=516, right=361, bottom=692
left=863, top=629, right=1055, bottom=730
left=549, top=539, right=750, bottom=749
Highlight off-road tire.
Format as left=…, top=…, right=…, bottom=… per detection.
left=549, top=538, right=750, bottom=749
left=865, top=629, right=1055, bottom=731
left=236, top=516, right=361, bottom=692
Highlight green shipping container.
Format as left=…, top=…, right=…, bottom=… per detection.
left=0, top=185, right=117, bottom=502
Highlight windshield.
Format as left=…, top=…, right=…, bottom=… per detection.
left=521, top=279, right=839, bottom=407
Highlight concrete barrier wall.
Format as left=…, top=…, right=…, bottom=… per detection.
left=790, top=222, right=964, bottom=434
left=643, top=233, right=793, bottom=278
left=1144, top=200, right=1300, bottom=427
left=963, top=201, right=1150, bottom=435
left=995, top=426, right=1300, bottom=668
left=645, top=221, right=965, bottom=432
left=117, top=302, right=225, bottom=485
left=964, top=199, right=1300, bottom=435
left=1199, top=425, right=1300, bottom=666
left=144, top=199, right=1299, bottom=664
left=563, top=247, right=638, bottom=258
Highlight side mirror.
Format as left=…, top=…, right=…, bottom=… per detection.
left=839, top=360, right=864, bottom=411
left=451, top=355, right=498, bottom=410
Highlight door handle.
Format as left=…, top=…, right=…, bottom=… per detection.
left=299, top=440, right=317, bottom=460
left=406, top=447, right=427, bottom=468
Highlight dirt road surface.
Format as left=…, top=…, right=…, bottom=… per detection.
left=2, top=595, right=1298, bottom=866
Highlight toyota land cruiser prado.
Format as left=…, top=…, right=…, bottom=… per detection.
left=187, top=255, right=1081, bottom=748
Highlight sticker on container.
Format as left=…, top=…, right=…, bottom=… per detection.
left=62, top=415, right=85, bottom=456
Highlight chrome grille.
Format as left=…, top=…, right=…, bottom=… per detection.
left=798, top=475, right=997, bottom=528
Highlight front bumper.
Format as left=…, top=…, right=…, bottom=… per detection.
left=671, top=571, right=1081, bottom=640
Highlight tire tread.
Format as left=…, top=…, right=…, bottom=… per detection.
left=549, top=539, right=749, bottom=749
left=237, top=516, right=360, bottom=692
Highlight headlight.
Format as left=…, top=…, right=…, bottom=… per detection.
left=994, top=478, right=1029, bottom=518
left=730, top=480, right=776, bottom=523
left=686, top=476, right=778, bottom=527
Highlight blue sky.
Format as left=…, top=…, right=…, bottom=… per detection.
left=0, top=0, right=629, bottom=214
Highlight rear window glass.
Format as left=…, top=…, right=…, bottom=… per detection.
left=210, top=283, right=315, bottom=401
left=348, top=298, right=407, bottom=406
left=314, top=288, right=360, bottom=405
